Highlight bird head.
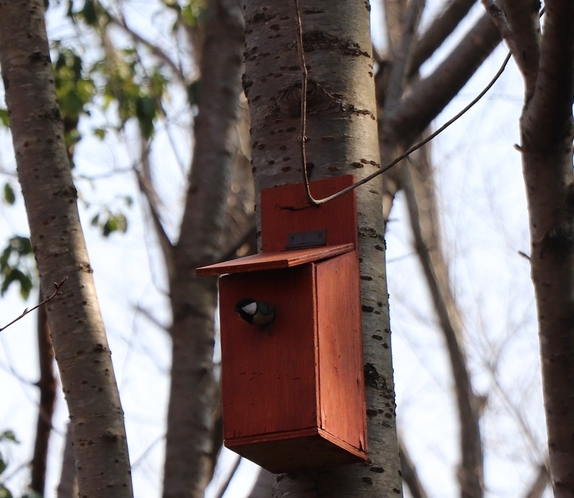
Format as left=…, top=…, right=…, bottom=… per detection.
left=235, top=298, right=257, bottom=316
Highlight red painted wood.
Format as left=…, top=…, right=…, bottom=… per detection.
left=195, top=243, right=354, bottom=276
left=198, top=176, right=366, bottom=472
left=260, top=175, right=358, bottom=252
left=218, top=254, right=366, bottom=471
left=219, top=265, right=318, bottom=440
left=226, top=429, right=365, bottom=474
left=316, top=252, right=366, bottom=454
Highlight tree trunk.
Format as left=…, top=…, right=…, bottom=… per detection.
left=162, top=1, right=245, bottom=496
left=0, top=1, right=133, bottom=496
left=57, top=423, right=79, bottom=498
left=31, top=294, right=57, bottom=496
left=519, top=4, right=574, bottom=491
left=243, top=0, right=402, bottom=495
left=485, top=0, right=574, bottom=493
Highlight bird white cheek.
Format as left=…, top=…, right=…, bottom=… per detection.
left=241, top=302, right=258, bottom=315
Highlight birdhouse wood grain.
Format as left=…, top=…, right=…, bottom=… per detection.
left=196, top=176, right=367, bottom=473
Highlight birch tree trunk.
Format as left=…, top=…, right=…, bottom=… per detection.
left=489, top=1, right=574, bottom=493
left=0, top=1, right=133, bottom=496
left=243, top=0, right=402, bottom=495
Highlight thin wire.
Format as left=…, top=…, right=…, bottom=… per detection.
left=293, top=0, right=313, bottom=205
left=291, top=0, right=512, bottom=208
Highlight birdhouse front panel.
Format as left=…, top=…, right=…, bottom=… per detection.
left=219, top=264, right=319, bottom=440
left=217, top=252, right=366, bottom=471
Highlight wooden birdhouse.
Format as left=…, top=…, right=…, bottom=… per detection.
left=196, top=176, right=366, bottom=473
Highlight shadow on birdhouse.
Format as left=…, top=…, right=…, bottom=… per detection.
left=196, top=175, right=366, bottom=473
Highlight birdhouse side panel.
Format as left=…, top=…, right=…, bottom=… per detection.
left=315, top=252, right=366, bottom=455
left=219, top=266, right=319, bottom=441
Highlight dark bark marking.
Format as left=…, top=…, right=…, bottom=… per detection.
left=364, top=362, right=389, bottom=390
left=539, top=226, right=574, bottom=260
left=273, top=79, right=337, bottom=117
left=359, top=226, right=378, bottom=239
left=249, top=11, right=277, bottom=24
left=302, top=30, right=370, bottom=58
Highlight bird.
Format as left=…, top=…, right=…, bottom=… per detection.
left=234, top=298, right=276, bottom=332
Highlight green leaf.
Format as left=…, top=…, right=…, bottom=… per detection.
left=3, top=184, right=15, bottom=205
left=0, top=239, right=34, bottom=297
left=1, top=269, right=27, bottom=297
left=136, top=95, right=157, bottom=138
left=187, top=80, right=201, bottom=106
left=10, top=237, right=33, bottom=256
left=93, top=127, right=107, bottom=140
left=0, top=485, right=13, bottom=498
left=81, top=0, right=98, bottom=25
left=0, top=431, right=18, bottom=443
left=102, top=213, right=128, bottom=237
left=0, top=109, right=9, bottom=127
left=181, top=1, right=207, bottom=28
left=18, top=272, right=33, bottom=300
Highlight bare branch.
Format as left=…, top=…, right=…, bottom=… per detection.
left=402, top=148, right=483, bottom=498
left=385, top=12, right=501, bottom=147
left=107, top=11, right=188, bottom=85
left=386, top=0, right=427, bottom=105
left=246, top=469, right=274, bottom=498
left=56, top=423, right=78, bottom=498
left=399, top=435, right=429, bottom=498
left=0, top=278, right=67, bottom=333
left=212, top=456, right=242, bottom=498
left=483, top=0, right=541, bottom=96
left=523, top=463, right=549, bottom=498
left=383, top=0, right=408, bottom=53
left=218, top=220, right=256, bottom=263
left=134, top=142, right=175, bottom=278
left=410, top=0, right=477, bottom=75
left=30, top=295, right=57, bottom=496
left=522, top=0, right=574, bottom=149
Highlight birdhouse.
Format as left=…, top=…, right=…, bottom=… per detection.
left=196, top=176, right=366, bottom=473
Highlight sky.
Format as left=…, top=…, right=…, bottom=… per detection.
left=0, top=1, right=550, bottom=497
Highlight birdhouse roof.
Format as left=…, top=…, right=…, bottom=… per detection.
left=195, top=243, right=355, bottom=276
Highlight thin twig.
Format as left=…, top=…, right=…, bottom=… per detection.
left=290, top=0, right=512, bottom=209
left=212, top=455, right=242, bottom=498
left=292, top=0, right=313, bottom=205
left=0, top=277, right=67, bottom=333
